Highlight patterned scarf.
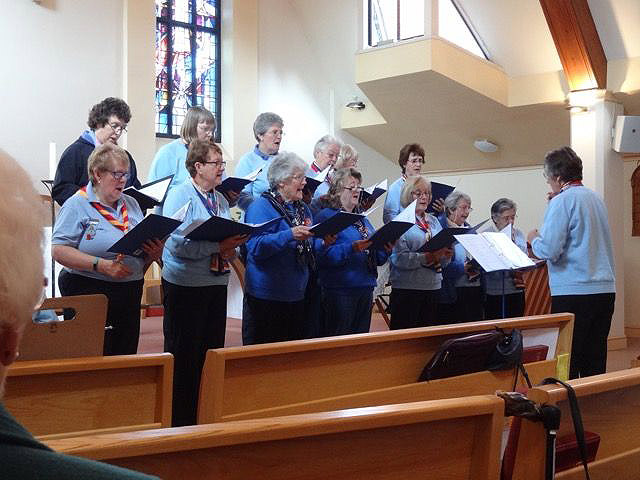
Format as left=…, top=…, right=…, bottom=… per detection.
left=76, top=186, right=129, bottom=232
left=262, top=189, right=315, bottom=269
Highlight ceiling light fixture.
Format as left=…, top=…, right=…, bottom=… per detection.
left=473, top=139, right=498, bottom=153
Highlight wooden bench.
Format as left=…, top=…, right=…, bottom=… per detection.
left=47, top=394, right=505, bottom=479
left=4, top=353, right=173, bottom=440
left=510, top=368, right=640, bottom=479
left=198, top=313, right=573, bottom=423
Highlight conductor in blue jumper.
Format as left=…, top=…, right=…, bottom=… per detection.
left=52, top=143, right=163, bottom=356
left=389, top=176, right=453, bottom=329
left=161, top=139, right=248, bottom=426
left=234, top=112, right=284, bottom=211
left=314, top=168, right=391, bottom=336
left=529, top=146, right=616, bottom=380
left=243, top=152, right=334, bottom=344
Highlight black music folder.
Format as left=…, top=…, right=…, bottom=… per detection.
left=418, top=218, right=490, bottom=252
left=367, top=199, right=417, bottom=250
left=427, top=181, right=455, bottom=213
left=183, top=215, right=281, bottom=242
left=309, top=211, right=364, bottom=237
left=216, top=167, right=262, bottom=194
left=359, top=179, right=388, bottom=203
left=124, top=175, right=173, bottom=211
left=305, top=166, right=331, bottom=194
left=108, top=214, right=182, bottom=257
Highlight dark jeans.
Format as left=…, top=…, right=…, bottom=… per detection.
left=243, top=294, right=305, bottom=345
left=162, top=280, right=227, bottom=426
left=438, top=286, right=484, bottom=325
left=389, top=288, right=439, bottom=330
left=322, top=288, right=373, bottom=336
left=485, top=291, right=525, bottom=320
left=303, top=270, right=325, bottom=339
left=58, top=270, right=143, bottom=355
left=552, top=293, right=615, bottom=379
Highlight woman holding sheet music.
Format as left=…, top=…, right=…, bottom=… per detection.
left=389, top=176, right=453, bottom=329
left=528, top=147, right=615, bottom=379
left=483, top=198, right=527, bottom=320
left=437, top=191, right=484, bottom=324
left=52, top=143, right=164, bottom=356
left=315, top=168, right=391, bottom=336
left=161, top=139, right=248, bottom=426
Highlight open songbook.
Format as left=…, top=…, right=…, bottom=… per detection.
left=216, top=167, right=262, bottom=194
left=453, top=231, right=536, bottom=272
left=124, top=175, right=173, bottom=211
left=418, top=218, right=490, bottom=252
left=309, top=211, right=364, bottom=237
left=183, top=215, right=281, bottom=242
left=367, top=199, right=417, bottom=250
left=359, top=179, right=387, bottom=203
left=427, top=181, right=455, bottom=213
left=107, top=200, right=190, bottom=257
left=305, top=166, right=331, bottom=194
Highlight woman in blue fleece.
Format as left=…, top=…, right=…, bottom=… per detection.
left=389, top=176, right=453, bottom=329
left=315, top=168, right=391, bottom=336
left=161, top=139, right=248, bottom=426
left=244, top=152, right=332, bottom=344
left=528, top=147, right=615, bottom=379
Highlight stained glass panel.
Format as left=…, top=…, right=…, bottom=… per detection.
left=195, top=30, right=217, bottom=116
left=171, top=26, right=193, bottom=135
left=155, top=0, right=170, bottom=18
left=173, top=0, right=191, bottom=23
left=155, top=22, right=170, bottom=134
left=195, top=0, right=217, bottom=28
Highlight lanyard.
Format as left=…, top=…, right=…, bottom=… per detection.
left=193, top=184, right=219, bottom=217
left=76, top=187, right=129, bottom=233
left=415, top=215, right=432, bottom=242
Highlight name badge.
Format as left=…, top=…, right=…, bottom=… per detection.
left=85, top=220, right=99, bottom=240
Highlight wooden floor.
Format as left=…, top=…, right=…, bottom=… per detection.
left=137, top=313, right=640, bottom=373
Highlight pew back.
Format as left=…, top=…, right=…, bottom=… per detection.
left=511, top=368, right=640, bottom=480
left=198, top=314, right=573, bottom=423
left=5, top=353, right=173, bottom=439
left=47, top=395, right=505, bottom=480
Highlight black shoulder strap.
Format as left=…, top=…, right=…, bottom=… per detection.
left=542, top=378, right=591, bottom=480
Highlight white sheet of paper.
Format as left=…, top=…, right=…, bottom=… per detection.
left=499, top=223, right=513, bottom=240
left=454, top=234, right=510, bottom=272
left=363, top=205, right=381, bottom=217
left=244, top=166, right=262, bottom=181
left=314, top=165, right=331, bottom=182
left=393, top=199, right=417, bottom=223
left=139, top=176, right=172, bottom=201
left=365, top=178, right=388, bottom=194
left=483, top=232, right=534, bottom=269
left=171, top=200, right=191, bottom=222
left=522, top=327, right=560, bottom=361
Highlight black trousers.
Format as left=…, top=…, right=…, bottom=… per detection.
left=389, top=288, right=439, bottom=330
left=484, top=291, right=525, bottom=320
left=58, top=270, right=143, bottom=356
left=303, top=270, right=325, bottom=339
left=162, top=279, right=227, bottom=426
left=551, top=293, right=615, bottom=379
left=243, top=294, right=305, bottom=345
left=438, top=286, right=484, bottom=325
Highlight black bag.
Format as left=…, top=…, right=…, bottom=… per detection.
left=418, top=328, right=523, bottom=382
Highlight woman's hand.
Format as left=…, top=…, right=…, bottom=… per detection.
left=100, top=254, right=132, bottom=279
left=352, top=239, right=372, bottom=252
left=223, top=189, right=240, bottom=207
left=527, top=229, right=539, bottom=244
left=220, top=234, right=249, bottom=252
left=360, top=196, right=376, bottom=211
left=141, top=238, right=164, bottom=262
left=291, top=225, right=313, bottom=241
left=435, top=246, right=454, bottom=260
left=432, top=198, right=445, bottom=213
left=323, top=234, right=337, bottom=247
left=383, top=241, right=395, bottom=254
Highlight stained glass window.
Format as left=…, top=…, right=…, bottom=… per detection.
left=155, top=0, right=220, bottom=138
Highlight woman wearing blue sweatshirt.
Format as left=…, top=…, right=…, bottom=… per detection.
left=389, top=176, right=453, bottom=329
left=244, top=152, right=332, bottom=344
left=315, top=168, right=391, bottom=336
left=529, top=147, right=615, bottom=379
left=161, top=139, right=248, bottom=426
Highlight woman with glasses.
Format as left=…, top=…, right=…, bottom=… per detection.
left=528, top=147, right=615, bottom=379
left=437, top=191, right=484, bottom=324
left=243, top=152, right=333, bottom=344
left=53, top=97, right=141, bottom=206
left=148, top=106, right=217, bottom=195
left=161, top=139, right=248, bottom=426
left=314, top=168, right=391, bottom=336
left=383, top=143, right=426, bottom=224
left=389, top=176, right=452, bottom=329
left=484, top=198, right=528, bottom=320
left=52, top=143, right=164, bottom=356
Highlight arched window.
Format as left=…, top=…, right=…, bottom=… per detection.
left=155, top=0, right=220, bottom=139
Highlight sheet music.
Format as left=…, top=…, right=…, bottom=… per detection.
left=483, top=232, right=534, bottom=269
left=138, top=176, right=172, bottom=201
left=454, top=234, right=510, bottom=272
left=314, top=165, right=331, bottom=182
left=243, top=166, right=262, bottom=181
left=363, top=205, right=381, bottom=217
left=393, top=199, right=417, bottom=223
left=364, top=178, right=387, bottom=195
left=171, top=200, right=191, bottom=222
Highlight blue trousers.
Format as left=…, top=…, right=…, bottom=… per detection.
left=322, top=288, right=373, bottom=336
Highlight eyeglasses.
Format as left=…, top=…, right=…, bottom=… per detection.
left=109, top=170, right=130, bottom=181
left=265, top=129, right=284, bottom=137
left=498, top=214, right=517, bottom=221
left=411, top=190, right=431, bottom=198
left=456, top=204, right=473, bottom=212
left=291, top=174, right=306, bottom=182
left=345, top=185, right=364, bottom=192
left=202, top=160, right=226, bottom=167
left=108, top=122, right=128, bottom=134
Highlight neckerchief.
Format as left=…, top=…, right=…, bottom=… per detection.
left=262, top=189, right=315, bottom=269
left=76, top=186, right=128, bottom=233
left=560, top=180, right=583, bottom=193
left=416, top=214, right=441, bottom=273
left=310, top=162, right=322, bottom=173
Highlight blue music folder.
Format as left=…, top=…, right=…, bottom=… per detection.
left=183, top=216, right=281, bottom=242
left=309, top=211, right=364, bottom=237
left=427, top=181, right=455, bottom=213
left=108, top=214, right=182, bottom=257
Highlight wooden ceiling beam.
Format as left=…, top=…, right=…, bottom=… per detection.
left=539, top=0, right=607, bottom=91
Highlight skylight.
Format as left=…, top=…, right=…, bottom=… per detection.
left=438, top=0, right=488, bottom=59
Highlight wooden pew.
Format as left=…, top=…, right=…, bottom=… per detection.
left=4, top=353, right=173, bottom=440
left=510, top=368, right=640, bottom=480
left=47, top=395, right=505, bottom=480
left=198, top=313, right=573, bottom=423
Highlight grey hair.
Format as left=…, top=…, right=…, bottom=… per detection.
left=253, top=112, right=284, bottom=141
left=320, top=168, right=363, bottom=209
left=0, top=154, right=44, bottom=330
left=444, top=191, right=471, bottom=216
left=88, top=143, right=130, bottom=184
left=400, top=175, right=431, bottom=208
left=267, top=151, right=307, bottom=190
left=490, top=198, right=517, bottom=219
left=313, top=135, right=343, bottom=157
left=336, top=144, right=359, bottom=169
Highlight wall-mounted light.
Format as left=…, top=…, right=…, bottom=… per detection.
left=473, top=139, right=498, bottom=153
left=346, top=97, right=365, bottom=110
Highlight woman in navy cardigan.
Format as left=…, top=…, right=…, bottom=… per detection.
left=315, top=168, right=391, bottom=336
